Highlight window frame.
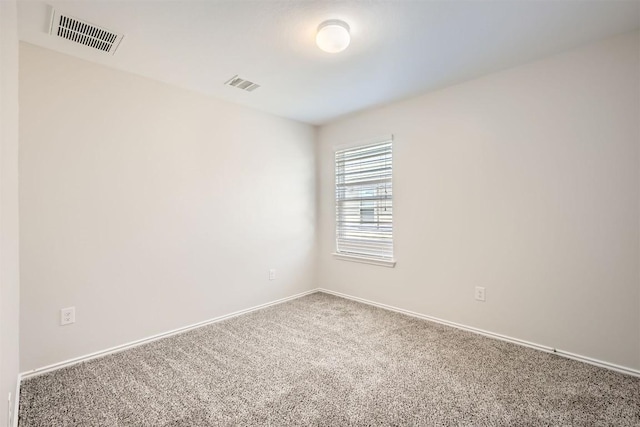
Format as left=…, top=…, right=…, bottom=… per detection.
left=332, top=135, right=396, bottom=268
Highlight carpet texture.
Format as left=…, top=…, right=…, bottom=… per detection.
left=19, top=292, right=640, bottom=426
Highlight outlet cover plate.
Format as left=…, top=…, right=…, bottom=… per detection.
left=61, top=307, right=75, bottom=325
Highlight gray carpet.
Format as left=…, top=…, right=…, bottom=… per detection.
left=19, top=292, right=640, bottom=426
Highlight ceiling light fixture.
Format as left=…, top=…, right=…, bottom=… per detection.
left=316, top=19, right=350, bottom=53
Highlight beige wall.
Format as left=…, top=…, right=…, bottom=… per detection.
left=17, top=29, right=640, bottom=376
left=1, top=0, right=20, bottom=425
left=19, top=43, right=317, bottom=371
left=317, top=31, right=640, bottom=370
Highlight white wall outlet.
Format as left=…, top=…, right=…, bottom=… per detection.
left=475, top=287, right=486, bottom=302
left=269, top=269, right=276, bottom=280
left=60, top=307, right=75, bottom=325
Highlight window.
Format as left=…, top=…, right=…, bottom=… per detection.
left=334, top=137, right=394, bottom=267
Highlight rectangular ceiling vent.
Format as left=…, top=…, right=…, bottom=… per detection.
left=49, top=9, right=124, bottom=55
left=224, top=75, right=260, bottom=92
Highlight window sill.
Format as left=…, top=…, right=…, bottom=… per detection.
left=332, top=253, right=396, bottom=268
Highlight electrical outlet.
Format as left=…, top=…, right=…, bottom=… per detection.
left=475, top=287, right=486, bottom=302
left=61, top=307, right=75, bottom=325
left=269, top=269, right=276, bottom=280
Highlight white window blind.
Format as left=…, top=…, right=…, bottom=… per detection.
left=335, top=138, right=393, bottom=261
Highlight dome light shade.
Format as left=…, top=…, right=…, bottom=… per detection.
left=316, top=20, right=351, bottom=53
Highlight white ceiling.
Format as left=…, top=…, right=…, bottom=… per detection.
left=18, top=0, right=640, bottom=125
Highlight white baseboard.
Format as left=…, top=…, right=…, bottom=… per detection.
left=19, top=286, right=640, bottom=385
left=318, top=288, right=640, bottom=378
left=20, top=288, right=319, bottom=381
left=12, top=373, right=20, bottom=427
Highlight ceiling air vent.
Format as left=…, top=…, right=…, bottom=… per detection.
left=224, top=75, right=260, bottom=92
left=49, top=10, right=124, bottom=54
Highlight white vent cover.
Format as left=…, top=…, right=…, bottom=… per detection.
left=49, top=10, right=124, bottom=54
left=224, top=75, right=260, bottom=92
